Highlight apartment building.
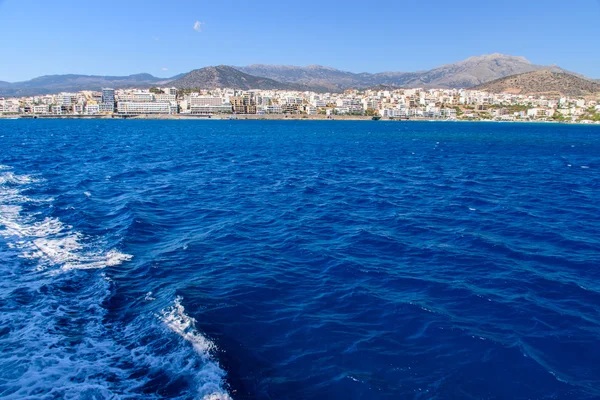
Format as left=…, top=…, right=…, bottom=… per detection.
left=101, top=88, right=115, bottom=112
left=230, top=96, right=256, bottom=114
left=117, top=102, right=177, bottom=115
left=85, top=104, right=100, bottom=114
left=32, top=104, right=50, bottom=114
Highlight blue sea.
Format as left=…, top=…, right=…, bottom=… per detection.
left=0, top=120, right=599, bottom=400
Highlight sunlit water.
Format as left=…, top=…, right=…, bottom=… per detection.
left=0, top=120, right=599, bottom=399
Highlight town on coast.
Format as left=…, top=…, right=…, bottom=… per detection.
left=1, top=86, right=600, bottom=124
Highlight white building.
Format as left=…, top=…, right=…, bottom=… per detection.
left=117, top=102, right=177, bottom=114
left=118, top=91, right=154, bottom=102
left=190, top=104, right=232, bottom=114
left=57, top=93, right=77, bottom=106
left=85, top=104, right=100, bottom=114
left=265, top=105, right=282, bottom=114
left=285, top=97, right=303, bottom=105
left=190, top=96, right=226, bottom=107
left=189, top=96, right=232, bottom=114
left=155, top=94, right=177, bottom=102
left=305, top=105, right=317, bottom=115
left=33, top=104, right=50, bottom=114
left=336, top=98, right=361, bottom=108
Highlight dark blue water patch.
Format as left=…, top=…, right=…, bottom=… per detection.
left=0, top=120, right=599, bottom=399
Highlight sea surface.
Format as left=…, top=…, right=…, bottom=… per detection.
left=0, top=120, right=599, bottom=400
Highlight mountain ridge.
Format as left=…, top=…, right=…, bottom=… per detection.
left=0, top=73, right=175, bottom=97
left=0, top=54, right=597, bottom=96
left=168, top=65, right=313, bottom=91
left=237, top=54, right=586, bottom=90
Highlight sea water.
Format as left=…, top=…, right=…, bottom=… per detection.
left=0, top=120, right=599, bottom=399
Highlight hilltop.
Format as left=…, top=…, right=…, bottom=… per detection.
left=167, top=66, right=309, bottom=91
left=473, top=70, right=600, bottom=97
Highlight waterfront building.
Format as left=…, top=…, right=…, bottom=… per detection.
left=33, top=104, right=50, bottom=114
left=441, top=108, right=457, bottom=118
left=52, top=105, right=67, bottom=115
left=230, top=96, right=256, bottom=114
left=1, top=99, right=20, bottom=114
left=102, top=88, right=115, bottom=103
left=190, top=96, right=226, bottom=107
left=85, top=104, right=100, bottom=114
left=188, top=96, right=232, bottom=114
left=190, top=104, right=233, bottom=114
left=101, top=88, right=115, bottom=113
left=55, top=93, right=76, bottom=106
left=265, top=105, right=282, bottom=114
left=305, top=105, right=317, bottom=115
left=117, top=101, right=177, bottom=115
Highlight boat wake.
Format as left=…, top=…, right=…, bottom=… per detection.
left=0, top=165, right=232, bottom=399
left=159, top=297, right=232, bottom=400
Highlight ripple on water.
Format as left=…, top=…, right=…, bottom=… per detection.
left=0, top=121, right=599, bottom=399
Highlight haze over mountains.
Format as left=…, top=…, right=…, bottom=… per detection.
left=0, top=54, right=597, bottom=97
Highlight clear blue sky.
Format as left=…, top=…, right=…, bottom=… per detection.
left=1, top=0, right=599, bottom=82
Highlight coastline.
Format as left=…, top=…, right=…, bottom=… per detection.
left=1, top=114, right=599, bottom=125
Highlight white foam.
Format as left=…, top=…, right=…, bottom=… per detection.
left=0, top=187, right=33, bottom=204
left=0, top=265, right=150, bottom=399
left=0, top=167, right=132, bottom=272
left=105, top=249, right=133, bottom=266
left=0, top=171, right=39, bottom=185
left=145, top=291, right=157, bottom=301
left=160, top=297, right=215, bottom=354
left=1, top=212, right=132, bottom=272
left=0, top=166, right=233, bottom=399
left=159, top=297, right=232, bottom=400
left=62, top=249, right=132, bottom=271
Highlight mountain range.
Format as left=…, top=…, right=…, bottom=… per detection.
left=236, top=54, right=582, bottom=91
left=0, top=74, right=179, bottom=97
left=0, top=54, right=597, bottom=97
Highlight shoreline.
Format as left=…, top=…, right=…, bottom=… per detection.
left=0, top=114, right=599, bottom=125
